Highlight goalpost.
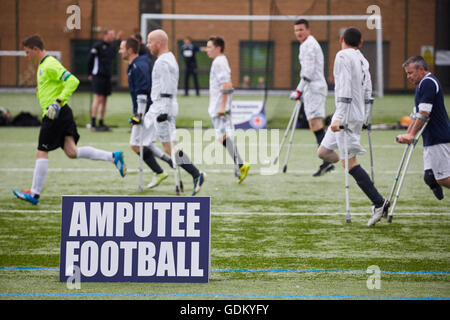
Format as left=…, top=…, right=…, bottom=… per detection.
left=0, top=50, right=62, bottom=89
left=0, top=50, right=62, bottom=61
left=140, top=13, right=384, bottom=97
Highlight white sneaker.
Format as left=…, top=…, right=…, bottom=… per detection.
left=147, top=172, right=168, bottom=189
left=368, top=199, right=390, bottom=227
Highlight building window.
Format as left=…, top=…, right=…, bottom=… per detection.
left=291, top=41, right=329, bottom=89
left=239, top=41, right=274, bottom=89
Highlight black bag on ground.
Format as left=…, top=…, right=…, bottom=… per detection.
left=11, top=112, right=41, bottom=126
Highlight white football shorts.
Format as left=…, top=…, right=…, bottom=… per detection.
left=129, top=122, right=156, bottom=147
left=321, top=127, right=366, bottom=159
left=303, top=91, right=326, bottom=121
left=423, top=142, right=450, bottom=180
left=154, top=116, right=176, bottom=143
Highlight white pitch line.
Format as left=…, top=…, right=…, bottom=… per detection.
left=0, top=168, right=425, bottom=174
left=1, top=209, right=60, bottom=214
left=1, top=209, right=448, bottom=216
left=0, top=142, right=422, bottom=149
left=213, top=212, right=450, bottom=216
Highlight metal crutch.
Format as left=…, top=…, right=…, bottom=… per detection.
left=339, top=97, right=353, bottom=223
left=386, top=143, right=410, bottom=212
left=273, top=101, right=301, bottom=166
left=168, top=118, right=181, bottom=196
left=177, top=162, right=184, bottom=193
left=364, top=98, right=375, bottom=184
left=387, top=119, right=429, bottom=223
left=282, top=102, right=302, bottom=173
left=138, top=122, right=144, bottom=192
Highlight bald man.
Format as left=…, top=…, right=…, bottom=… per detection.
left=144, top=29, right=206, bottom=195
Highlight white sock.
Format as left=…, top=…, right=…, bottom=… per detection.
left=31, top=158, right=48, bottom=196
left=77, top=146, right=113, bottom=162
left=148, top=144, right=165, bottom=159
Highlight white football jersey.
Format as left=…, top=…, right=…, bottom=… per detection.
left=150, top=51, right=179, bottom=117
left=332, top=48, right=372, bottom=132
left=297, top=35, right=327, bottom=95
left=208, top=55, right=232, bottom=117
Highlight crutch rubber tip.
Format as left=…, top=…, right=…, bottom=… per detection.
left=387, top=216, right=393, bottom=223
left=346, top=219, right=351, bottom=223
left=283, top=165, right=287, bottom=173
left=180, top=182, right=184, bottom=193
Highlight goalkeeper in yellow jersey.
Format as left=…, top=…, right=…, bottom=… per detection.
left=13, top=35, right=127, bottom=205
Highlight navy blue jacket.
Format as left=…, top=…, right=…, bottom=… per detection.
left=414, top=73, right=450, bottom=147
left=127, top=55, right=153, bottom=115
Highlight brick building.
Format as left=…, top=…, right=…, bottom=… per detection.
left=1, top=0, right=448, bottom=91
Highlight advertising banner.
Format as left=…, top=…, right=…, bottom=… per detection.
left=231, top=100, right=267, bottom=129
left=59, top=196, right=210, bottom=283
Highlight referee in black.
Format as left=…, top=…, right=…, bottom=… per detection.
left=88, top=29, right=122, bottom=131
left=181, top=36, right=203, bottom=96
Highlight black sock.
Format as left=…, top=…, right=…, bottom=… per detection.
left=223, top=138, right=243, bottom=168
left=349, top=165, right=384, bottom=207
left=91, top=117, right=96, bottom=127
left=99, top=119, right=104, bottom=127
left=141, top=147, right=163, bottom=174
left=313, top=128, right=325, bottom=146
left=176, top=150, right=199, bottom=178
left=424, top=169, right=440, bottom=189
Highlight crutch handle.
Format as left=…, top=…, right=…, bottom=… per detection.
left=339, top=125, right=353, bottom=133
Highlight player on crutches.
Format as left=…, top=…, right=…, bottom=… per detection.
left=317, top=27, right=389, bottom=226
left=146, top=29, right=206, bottom=196
left=205, top=36, right=250, bottom=183
left=393, top=55, right=450, bottom=212
left=117, top=38, right=171, bottom=192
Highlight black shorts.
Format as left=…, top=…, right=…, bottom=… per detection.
left=92, top=75, right=112, bottom=96
left=38, top=105, right=80, bottom=152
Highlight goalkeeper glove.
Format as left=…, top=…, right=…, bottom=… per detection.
left=129, top=115, right=141, bottom=125
left=46, top=102, right=61, bottom=120
left=289, top=90, right=302, bottom=101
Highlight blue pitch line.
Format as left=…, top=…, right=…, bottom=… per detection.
left=0, top=267, right=59, bottom=271
left=1, top=267, right=449, bottom=276
left=213, top=268, right=450, bottom=276
left=0, top=293, right=448, bottom=300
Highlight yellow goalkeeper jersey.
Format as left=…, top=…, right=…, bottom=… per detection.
left=36, top=55, right=80, bottom=117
